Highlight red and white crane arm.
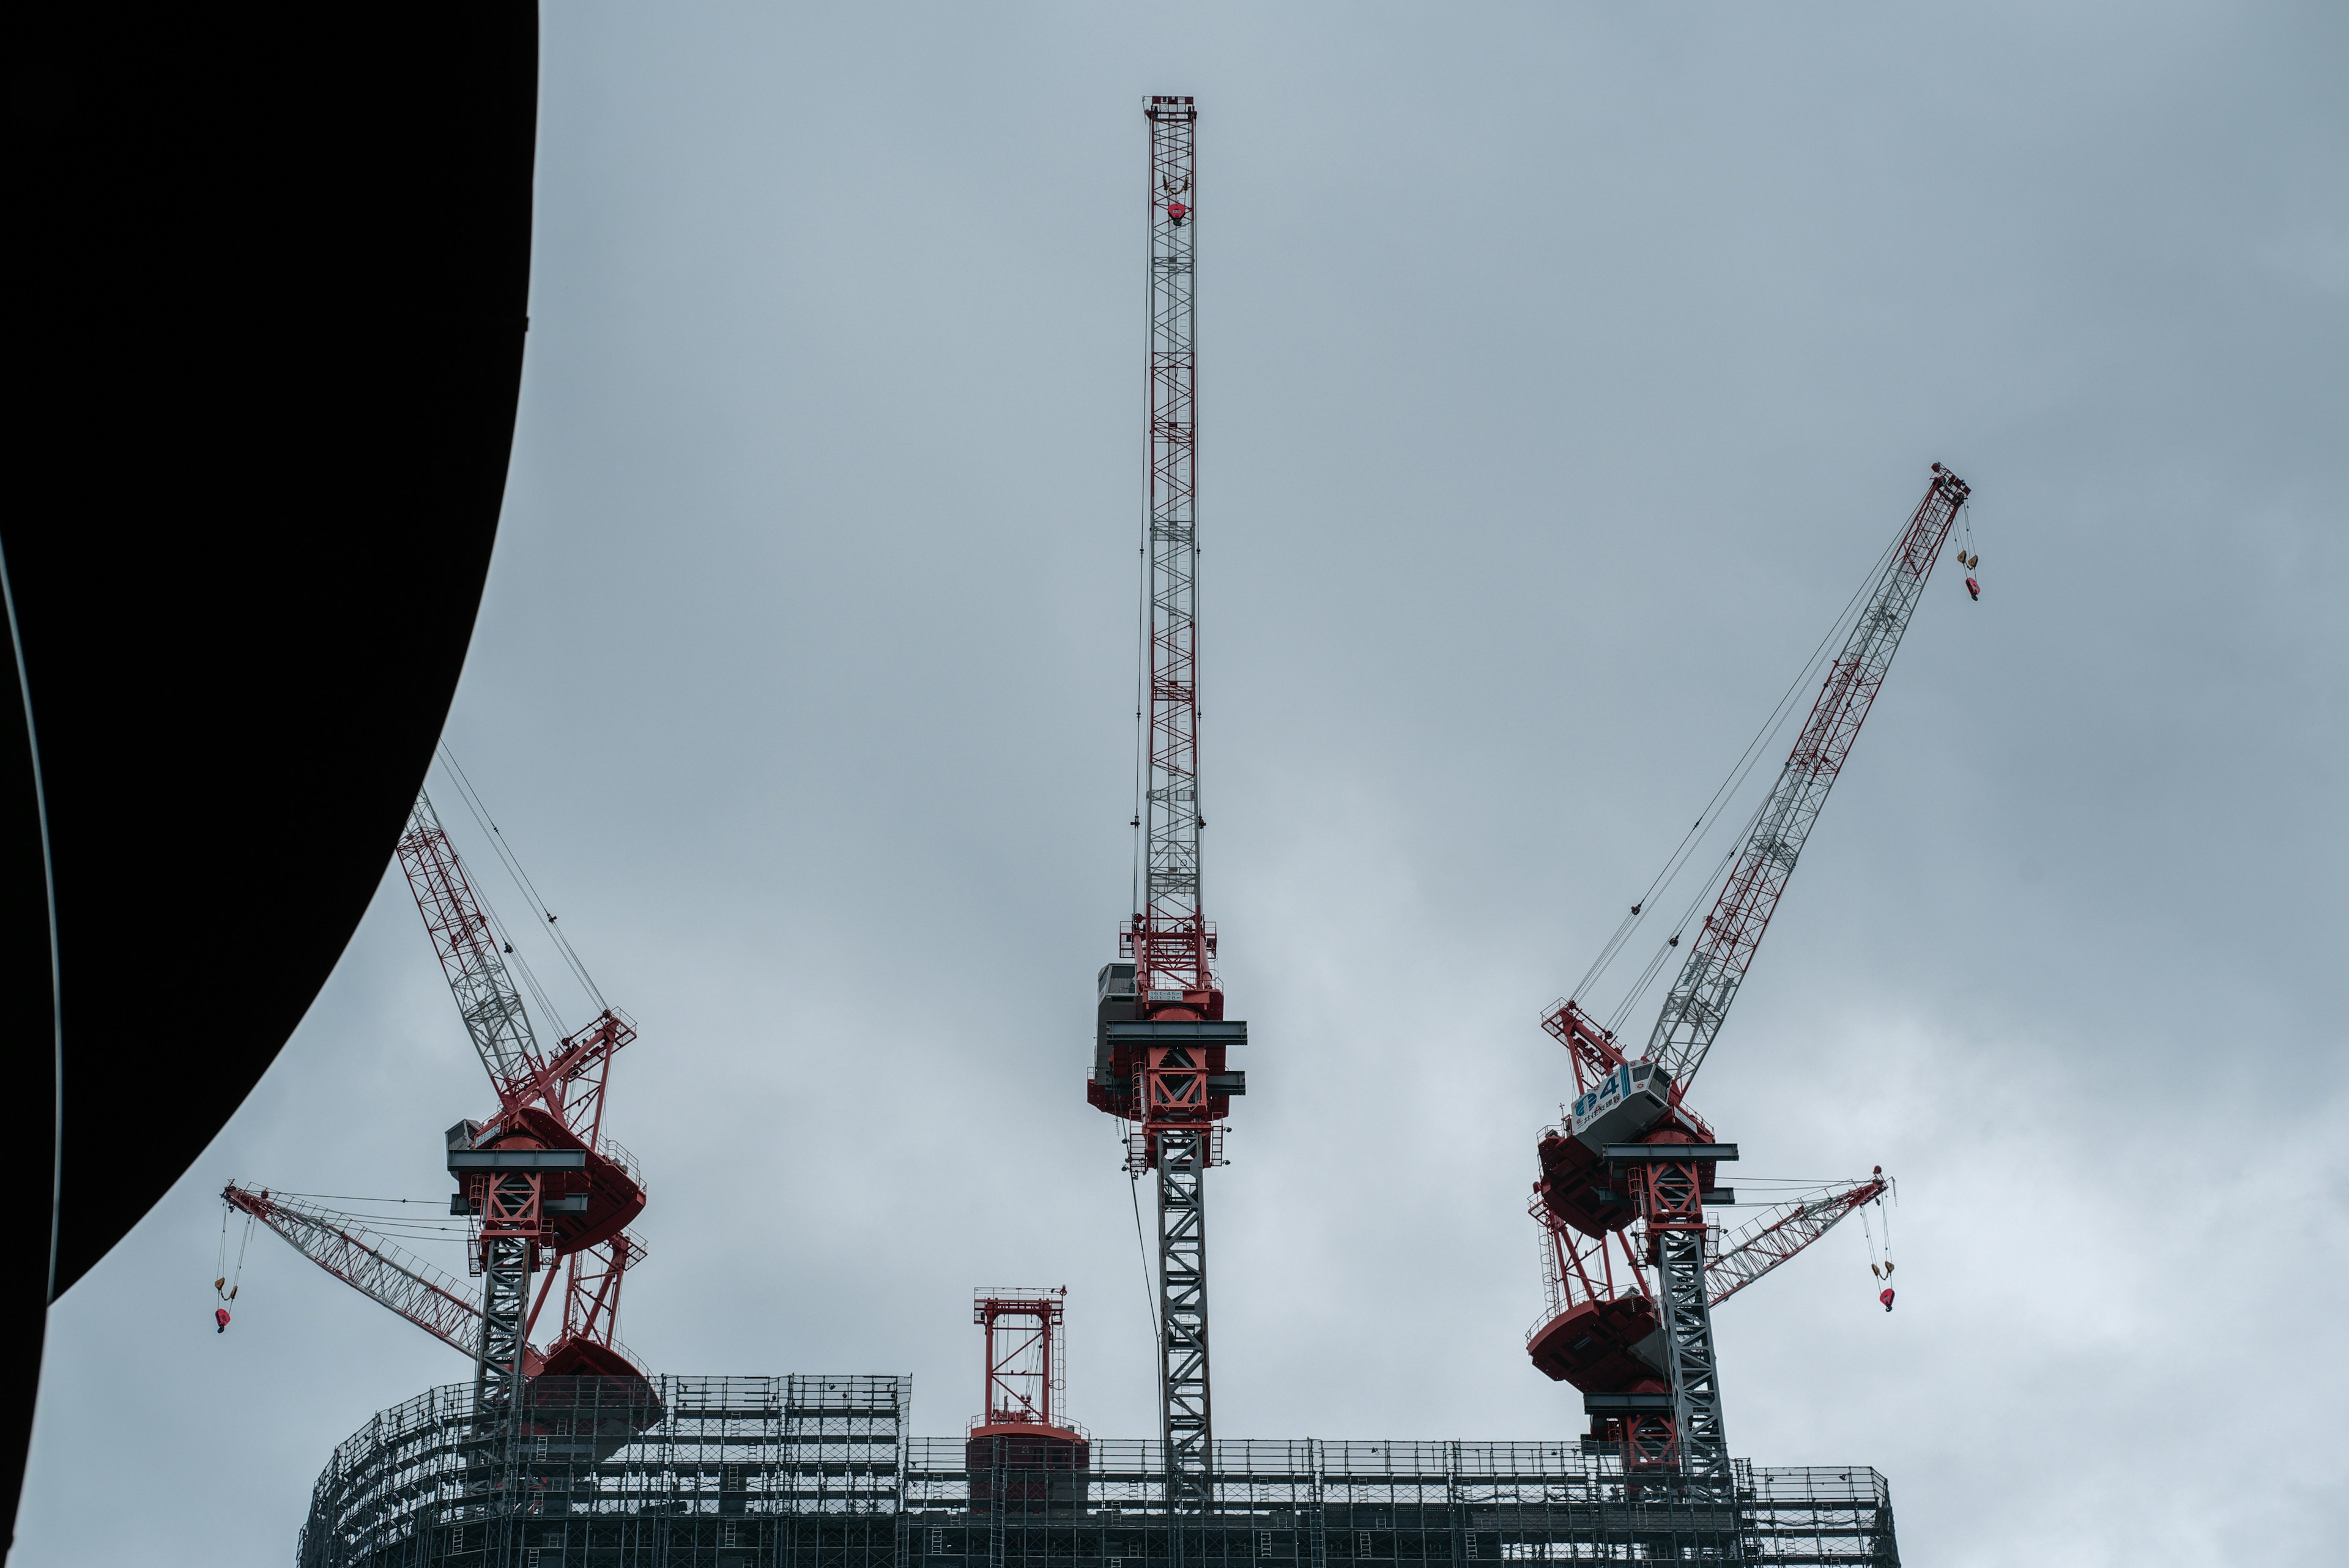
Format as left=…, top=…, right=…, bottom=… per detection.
left=398, top=789, right=635, bottom=1148
left=220, top=1182, right=540, bottom=1372
left=1705, top=1174, right=1889, bottom=1308
left=396, top=790, right=551, bottom=1110
left=1642, top=466, right=1970, bottom=1093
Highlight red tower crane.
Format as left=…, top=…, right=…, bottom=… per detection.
left=965, top=1288, right=1089, bottom=1511
left=1083, top=95, right=1244, bottom=1525
left=231, top=783, right=651, bottom=1460
left=1525, top=466, right=1970, bottom=1495
left=395, top=787, right=652, bottom=1429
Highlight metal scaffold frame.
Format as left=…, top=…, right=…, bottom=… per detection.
left=298, top=1378, right=1900, bottom=1568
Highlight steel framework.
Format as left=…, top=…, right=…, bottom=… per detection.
left=973, top=1289, right=1070, bottom=1429
left=1705, top=1175, right=1889, bottom=1307
left=220, top=1184, right=514, bottom=1367
left=1131, top=93, right=1207, bottom=1003
left=398, top=790, right=648, bottom=1364
left=1527, top=467, right=1970, bottom=1492
left=1641, top=467, right=1972, bottom=1091
left=297, top=1377, right=1899, bottom=1567
left=1085, top=93, right=1244, bottom=1536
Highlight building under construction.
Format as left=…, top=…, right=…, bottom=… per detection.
left=296, top=1376, right=1897, bottom=1567
left=248, top=95, right=1967, bottom=1568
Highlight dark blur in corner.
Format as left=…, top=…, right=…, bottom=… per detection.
left=4, top=7, right=539, bottom=1542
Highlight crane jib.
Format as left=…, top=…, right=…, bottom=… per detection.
left=1641, top=467, right=1969, bottom=1093
left=398, top=789, right=544, bottom=1094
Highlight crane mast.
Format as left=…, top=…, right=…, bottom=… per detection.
left=1087, top=95, right=1245, bottom=1537
left=1529, top=466, right=1969, bottom=1496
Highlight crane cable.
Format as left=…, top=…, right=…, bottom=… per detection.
left=1570, top=519, right=1908, bottom=1021
left=1860, top=1202, right=1894, bottom=1280
left=215, top=1203, right=254, bottom=1318
left=438, top=746, right=609, bottom=1024
left=1127, top=1164, right=1165, bottom=1412
left=440, top=745, right=604, bottom=1007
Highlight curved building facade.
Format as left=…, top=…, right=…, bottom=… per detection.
left=298, top=1376, right=1897, bottom=1567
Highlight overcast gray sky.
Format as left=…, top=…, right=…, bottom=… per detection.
left=18, top=4, right=2347, bottom=1564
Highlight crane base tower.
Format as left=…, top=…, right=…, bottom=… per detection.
left=298, top=1376, right=1900, bottom=1568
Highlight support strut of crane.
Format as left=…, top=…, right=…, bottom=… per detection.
left=1527, top=465, right=1971, bottom=1496
left=1088, top=94, right=1246, bottom=1545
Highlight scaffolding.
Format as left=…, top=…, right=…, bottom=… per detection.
left=296, top=1377, right=1897, bottom=1568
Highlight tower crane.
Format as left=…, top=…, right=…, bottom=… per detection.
left=395, top=787, right=651, bottom=1414
left=1085, top=95, right=1245, bottom=1529
left=228, top=782, right=652, bottom=1470
left=1524, top=466, right=1970, bottom=1496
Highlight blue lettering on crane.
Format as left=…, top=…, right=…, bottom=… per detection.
left=1570, top=1065, right=1633, bottom=1134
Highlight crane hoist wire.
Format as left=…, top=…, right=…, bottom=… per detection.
left=229, top=1189, right=475, bottom=1243
left=1599, top=795, right=1773, bottom=1039
left=1127, top=1165, right=1162, bottom=1380
left=439, top=743, right=604, bottom=1008
left=1570, top=519, right=1909, bottom=1020
left=437, top=745, right=609, bottom=1025
left=215, top=1204, right=254, bottom=1302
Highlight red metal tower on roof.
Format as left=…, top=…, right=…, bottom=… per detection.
left=1526, top=466, right=1969, bottom=1495
left=973, top=1288, right=1071, bottom=1431
left=1085, top=94, right=1244, bottom=1526
left=967, top=1288, right=1089, bottom=1513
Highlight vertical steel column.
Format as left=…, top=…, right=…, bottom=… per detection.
left=1305, top=1438, right=1329, bottom=1568
left=1157, top=1126, right=1212, bottom=1522
left=471, top=1168, right=539, bottom=1564
left=1636, top=1157, right=1732, bottom=1500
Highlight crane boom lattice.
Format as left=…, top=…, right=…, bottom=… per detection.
left=221, top=1183, right=497, bottom=1364
left=1642, top=467, right=1971, bottom=1093
left=1707, top=1175, right=1890, bottom=1308
left=398, top=790, right=544, bottom=1099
